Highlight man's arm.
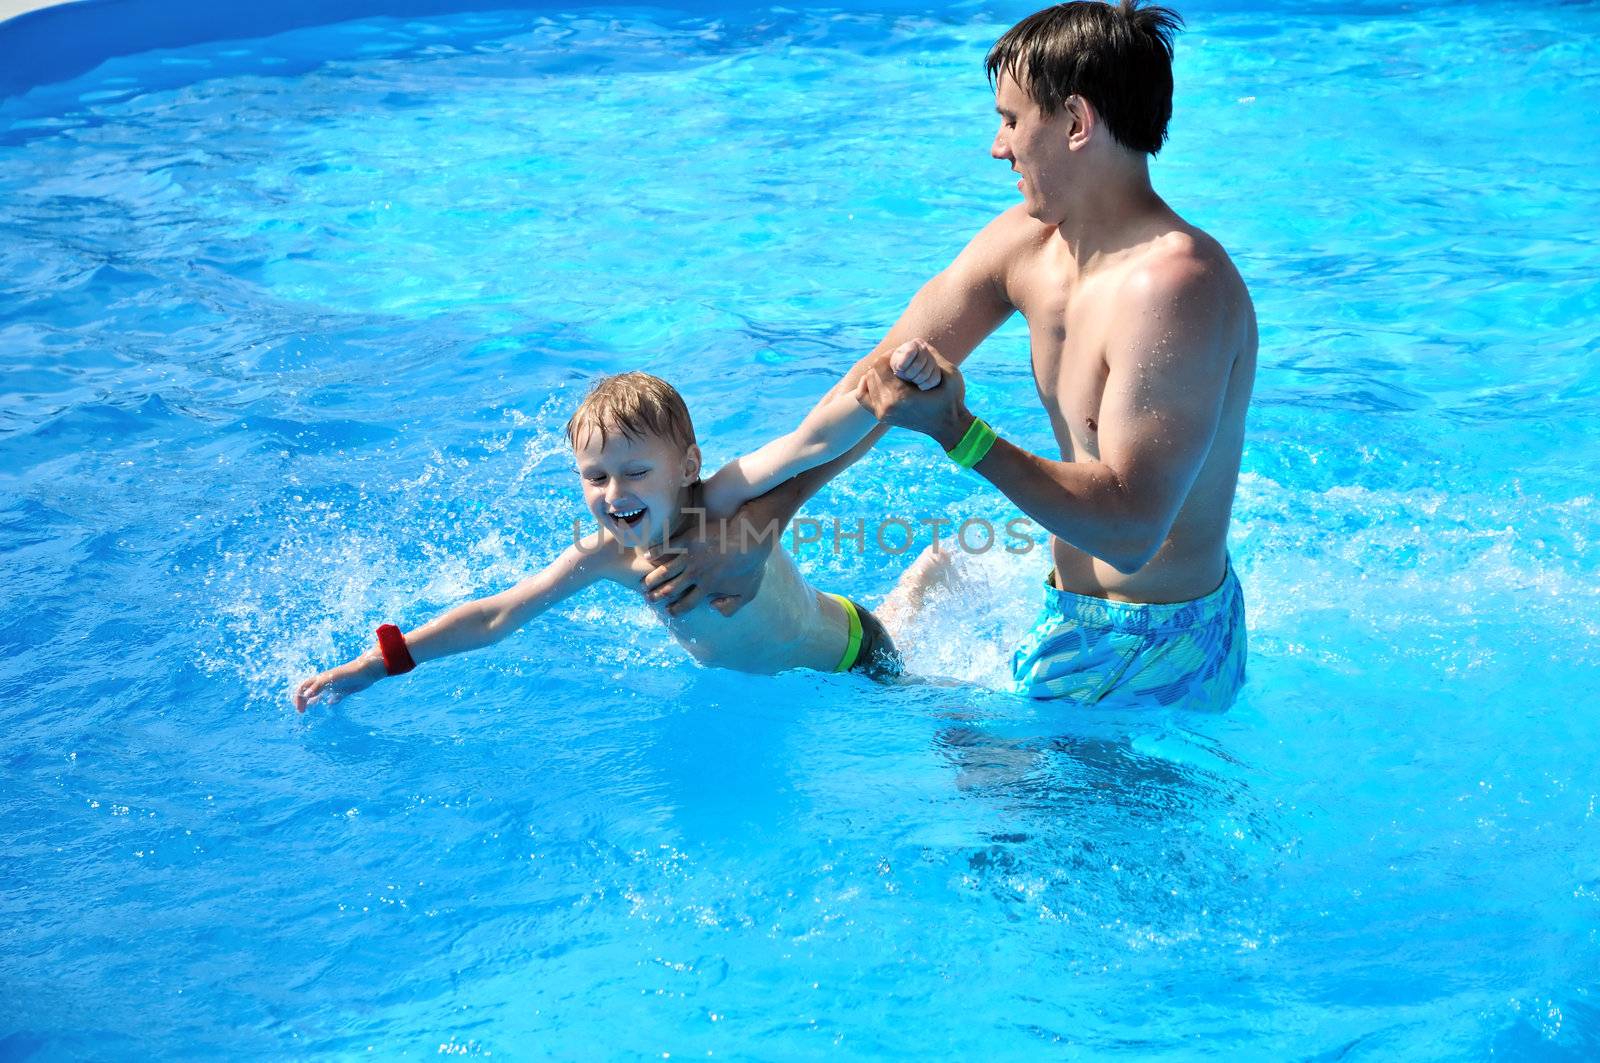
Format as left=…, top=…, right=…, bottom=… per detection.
left=858, top=257, right=1237, bottom=573
left=644, top=212, right=1022, bottom=614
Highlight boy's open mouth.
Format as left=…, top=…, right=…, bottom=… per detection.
left=609, top=506, right=646, bottom=529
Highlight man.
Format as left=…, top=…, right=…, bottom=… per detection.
left=646, top=0, right=1256, bottom=710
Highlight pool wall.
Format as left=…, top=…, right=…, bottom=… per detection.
left=0, top=0, right=555, bottom=98
left=1, top=0, right=969, bottom=101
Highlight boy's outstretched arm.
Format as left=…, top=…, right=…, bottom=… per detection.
left=293, top=541, right=607, bottom=711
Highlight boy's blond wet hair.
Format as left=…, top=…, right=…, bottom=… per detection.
left=564, top=372, right=697, bottom=454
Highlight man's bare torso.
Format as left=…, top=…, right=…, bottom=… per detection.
left=995, top=205, right=1257, bottom=604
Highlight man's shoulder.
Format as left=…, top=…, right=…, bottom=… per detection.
left=1107, top=224, right=1253, bottom=372
left=979, top=203, right=1056, bottom=252
left=961, top=205, right=1055, bottom=301
left=1122, top=225, right=1243, bottom=311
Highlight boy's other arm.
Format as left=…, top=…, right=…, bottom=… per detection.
left=703, top=336, right=958, bottom=513
left=644, top=212, right=1020, bottom=615
left=293, top=540, right=611, bottom=711
left=701, top=374, right=880, bottom=514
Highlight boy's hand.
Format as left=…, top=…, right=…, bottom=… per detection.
left=293, top=655, right=385, bottom=712
left=889, top=339, right=943, bottom=391
left=857, top=342, right=971, bottom=450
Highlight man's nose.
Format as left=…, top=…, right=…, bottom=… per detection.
left=990, top=133, right=1010, bottom=161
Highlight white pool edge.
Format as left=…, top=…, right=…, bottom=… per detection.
left=0, top=0, right=87, bottom=26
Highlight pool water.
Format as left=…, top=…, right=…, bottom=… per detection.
left=3, top=0, right=1598, bottom=1056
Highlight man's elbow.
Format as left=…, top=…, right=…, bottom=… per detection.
left=1102, top=521, right=1168, bottom=575
left=1105, top=548, right=1156, bottom=576
left=1091, top=478, right=1176, bottom=574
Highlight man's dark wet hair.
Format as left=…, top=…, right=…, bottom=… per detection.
left=985, top=1, right=1184, bottom=156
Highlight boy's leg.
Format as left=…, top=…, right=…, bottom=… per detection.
left=875, top=544, right=960, bottom=654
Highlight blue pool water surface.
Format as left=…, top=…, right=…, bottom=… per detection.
left=2, top=0, right=1598, bottom=1056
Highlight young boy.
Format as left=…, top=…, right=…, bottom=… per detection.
left=293, top=344, right=946, bottom=710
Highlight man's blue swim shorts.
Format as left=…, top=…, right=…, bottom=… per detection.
left=1010, top=560, right=1247, bottom=710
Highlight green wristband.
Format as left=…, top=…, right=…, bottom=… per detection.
left=946, top=416, right=997, bottom=469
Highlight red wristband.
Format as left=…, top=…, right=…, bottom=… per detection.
left=375, top=624, right=415, bottom=675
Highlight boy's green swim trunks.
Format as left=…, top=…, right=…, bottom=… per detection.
left=826, top=593, right=903, bottom=681
left=1010, top=560, right=1246, bottom=710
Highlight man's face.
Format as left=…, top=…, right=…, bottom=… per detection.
left=573, top=428, right=699, bottom=548
left=990, top=71, right=1077, bottom=223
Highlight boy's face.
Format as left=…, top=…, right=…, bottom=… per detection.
left=573, top=427, right=701, bottom=548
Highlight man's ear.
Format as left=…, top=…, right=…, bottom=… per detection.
left=683, top=444, right=703, bottom=483
left=1065, top=94, right=1097, bottom=148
